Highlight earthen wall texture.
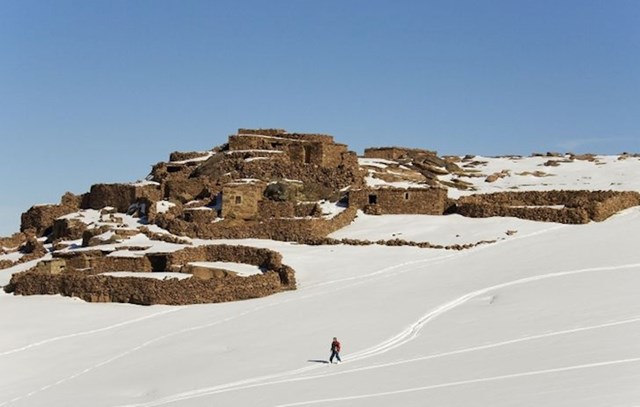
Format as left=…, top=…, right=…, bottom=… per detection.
left=221, top=183, right=264, bottom=220
left=258, top=201, right=295, bottom=219
left=364, top=147, right=438, bottom=160
left=164, top=179, right=215, bottom=202
left=236, top=129, right=335, bottom=144
left=50, top=218, right=87, bottom=241
left=156, top=207, right=357, bottom=242
left=86, top=184, right=163, bottom=212
left=6, top=243, right=295, bottom=305
left=349, top=188, right=448, bottom=215
left=454, top=191, right=640, bottom=223
left=183, top=208, right=218, bottom=223
left=21, top=204, right=78, bottom=236
left=5, top=271, right=286, bottom=305
left=169, top=151, right=210, bottom=162
left=320, top=143, right=349, bottom=167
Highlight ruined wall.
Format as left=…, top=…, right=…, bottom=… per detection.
left=50, top=218, right=87, bottom=241
left=21, top=204, right=78, bottom=236
left=236, top=129, right=335, bottom=144
left=258, top=201, right=295, bottom=219
left=183, top=208, right=218, bottom=223
left=237, top=128, right=287, bottom=137
left=454, top=190, right=640, bottom=224
left=364, top=147, right=438, bottom=160
left=169, top=151, right=210, bottom=162
left=349, top=188, right=448, bottom=215
left=156, top=207, right=357, bottom=242
left=320, top=143, right=350, bottom=167
left=5, top=271, right=286, bottom=305
left=166, top=245, right=283, bottom=270
left=149, top=162, right=195, bottom=183
left=6, top=243, right=296, bottom=305
left=164, top=179, right=215, bottom=202
left=85, top=183, right=163, bottom=212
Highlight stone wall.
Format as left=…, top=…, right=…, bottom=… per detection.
left=156, top=207, right=357, bottom=242
left=364, top=147, right=438, bottom=160
left=348, top=187, right=448, bottom=215
left=50, top=218, right=87, bottom=241
left=169, top=151, right=210, bottom=162
left=221, top=182, right=265, bottom=220
left=454, top=191, right=640, bottom=224
left=6, top=243, right=296, bottom=305
left=164, top=179, right=216, bottom=203
left=236, top=129, right=335, bottom=144
left=21, top=204, right=78, bottom=236
left=5, top=271, right=286, bottom=305
left=85, top=183, right=163, bottom=212
left=258, top=200, right=295, bottom=219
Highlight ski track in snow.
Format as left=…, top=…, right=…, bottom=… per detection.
left=0, top=222, right=625, bottom=407
left=110, top=261, right=640, bottom=407
left=0, top=308, right=181, bottom=358
left=274, top=356, right=640, bottom=407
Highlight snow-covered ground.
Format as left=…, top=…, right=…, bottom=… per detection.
left=1, top=154, right=640, bottom=406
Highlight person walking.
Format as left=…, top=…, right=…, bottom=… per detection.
left=329, top=337, right=341, bottom=364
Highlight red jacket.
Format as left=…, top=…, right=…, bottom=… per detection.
left=331, top=340, right=341, bottom=352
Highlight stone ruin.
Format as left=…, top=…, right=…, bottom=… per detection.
left=5, top=244, right=296, bottom=305
left=3, top=128, right=640, bottom=305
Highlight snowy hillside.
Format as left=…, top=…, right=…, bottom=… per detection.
left=1, top=154, right=640, bottom=406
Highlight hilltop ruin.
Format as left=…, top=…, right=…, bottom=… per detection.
left=3, top=128, right=640, bottom=305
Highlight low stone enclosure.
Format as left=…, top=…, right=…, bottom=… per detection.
left=5, top=244, right=296, bottom=305
left=451, top=190, right=640, bottom=224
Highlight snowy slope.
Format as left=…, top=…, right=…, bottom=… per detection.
left=1, top=155, right=640, bottom=406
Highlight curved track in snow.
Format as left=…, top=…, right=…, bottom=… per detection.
left=111, top=261, right=640, bottom=407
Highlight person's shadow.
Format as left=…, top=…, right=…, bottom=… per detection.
left=307, top=359, right=329, bottom=364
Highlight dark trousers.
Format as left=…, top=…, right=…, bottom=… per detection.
left=330, top=350, right=341, bottom=363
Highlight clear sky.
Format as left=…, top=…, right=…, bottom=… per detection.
left=1, top=0, right=639, bottom=236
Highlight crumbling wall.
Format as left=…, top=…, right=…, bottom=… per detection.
left=4, top=271, right=285, bottom=305
left=164, top=179, right=216, bottom=203
left=21, top=204, right=78, bottom=236
left=349, top=187, right=448, bottom=215
left=454, top=191, right=640, bottom=224
left=6, top=244, right=296, bottom=305
left=258, top=200, right=295, bottom=219
left=85, top=183, right=162, bottom=212
left=169, top=151, right=211, bottom=162
left=364, top=147, right=438, bottom=161
left=50, top=218, right=88, bottom=241
left=156, top=207, right=357, bottom=242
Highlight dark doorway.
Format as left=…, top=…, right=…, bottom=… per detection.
left=368, top=194, right=378, bottom=205
left=304, top=145, right=312, bottom=164
left=148, top=255, right=168, bottom=272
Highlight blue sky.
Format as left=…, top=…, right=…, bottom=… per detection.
left=1, top=0, right=639, bottom=235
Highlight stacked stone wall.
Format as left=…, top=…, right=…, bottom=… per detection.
left=169, top=151, right=210, bottom=162
left=349, top=188, right=448, bottom=215
left=321, top=143, right=349, bottom=167
left=21, top=204, right=78, bottom=236
left=364, top=147, right=438, bottom=160
left=6, top=243, right=295, bottom=305
left=156, top=207, right=357, bottom=242
left=164, top=179, right=215, bottom=202
left=454, top=191, right=640, bottom=223
left=258, top=200, right=295, bottom=219
left=5, top=271, right=285, bottom=305
left=221, top=182, right=265, bottom=220
left=85, top=183, right=162, bottom=212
